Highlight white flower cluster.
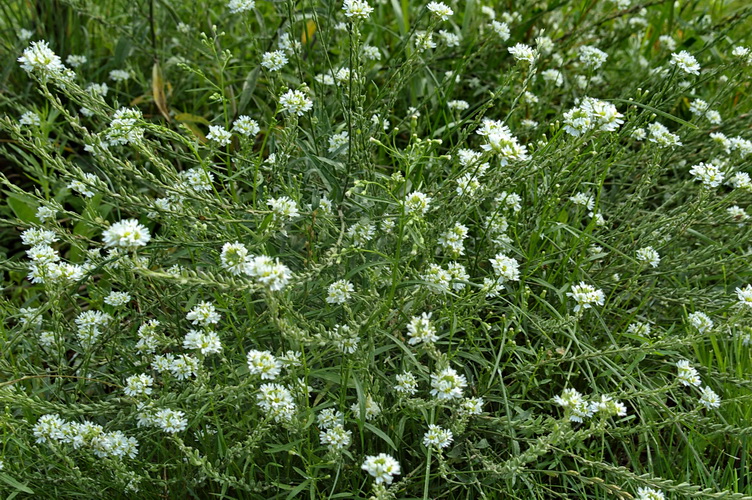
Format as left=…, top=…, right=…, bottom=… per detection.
left=676, top=360, right=721, bottom=409
left=138, top=407, right=188, bottom=434
left=318, top=409, right=352, bottom=453
left=136, top=319, right=161, bottom=353
left=563, top=97, right=624, bottom=137
left=407, top=312, right=438, bottom=345
left=670, top=50, right=701, bottom=75
left=579, top=45, right=608, bottom=69
left=268, top=196, right=300, bottom=220
left=350, top=394, right=382, bottom=421
left=75, top=310, right=112, bottom=348
left=430, top=367, right=467, bottom=400
left=689, top=162, right=724, bottom=188
left=219, top=242, right=293, bottom=291
left=361, top=453, right=401, bottom=485
left=421, top=262, right=468, bottom=293
left=186, top=301, right=221, bottom=328
left=183, top=329, right=223, bottom=355
left=636, top=246, right=660, bottom=268
left=279, top=88, right=313, bottom=115
left=233, top=115, right=260, bottom=137
left=688, top=311, right=713, bottom=333
left=689, top=99, right=721, bottom=125
left=102, top=219, right=151, bottom=251
left=423, top=424, right=453, bottom=449
left=247, top=350, right=283, bottom=379
left=438, top=222, right=469, bottom=256
left=554, top=388, right=627, bottom=422
left=326, top=279, right=355, bottom=304
left=21, top=227, right=86, bottom=286
left=207, top=125, right=232, bottom=146
left=395, top=372, right=419, bottom=395
left=227, top=0, right=255, bottom=13
left=257, top=383, right=297, bottom=422
left=646, top=122, right=682, bottom=148
left=103, top=107, right=144, bottom=147
left=124, top=373, right=154, bottom=397
left=18, top=40, right=71, bottom=80
left=33, top=414, right=138, bottom=458
left=403, top=191, right=433, bottom=216
left=477, top=119, right=529, bottom=166
left=566, top=282, right=605, bottom=312
left=152, top=353, right=201, bottom=380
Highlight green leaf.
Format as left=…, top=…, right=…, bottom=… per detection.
left=611, top=98, right=698, bottom=129
left=0, top=474, right=35, bottom=494
left=364, top=422, right=398, bottom=451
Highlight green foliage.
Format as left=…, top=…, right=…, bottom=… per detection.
left=1, top=0, right=752, bottom=498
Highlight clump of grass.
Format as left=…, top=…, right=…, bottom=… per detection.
left=1, top=0, right=752, bottom=498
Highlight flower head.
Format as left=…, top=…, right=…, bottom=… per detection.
left=279, top=89, right=313, bottom=116
left=102, top=219, right=151, bottom=251
left=361, top=453, right=401, bottom=485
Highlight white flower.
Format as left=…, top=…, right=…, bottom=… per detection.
left=636, top=487, right=665, bottom=500
left=104, top=107, right=144, bottom=146
left=735, top=284, right=752, bottom=308
left=676, top=360, right=701, bottom=387
left=247, top=350, right=283, bottom=379
left=566, top=282, right=605, bottom=312
left=423, top=424, right=453, bottom=449
left=267, top=196, right=300, bottom=220
left=361, top=453, right=401, bottom=485
left=328, top=131, right=349, bottom=155
left=415, top=31, right=436, bottom=52
left=261, top=50, right=289, bottom=71
left=689, top=162, right=724, bottom=188
left=647, top=122, right=682, bottom=147
left=727, top=205, right=748, bottom=222
left=636, top=247, right=660, bottom=268
left=430, top=367, right=467, bottom=400
left=154, top=409, right=188, bottom=433
left=458, top=397, right=484, bottom=416
left=439, top=30, right=461, bottom=47
left=491, top=21, right=510, bottom=41
left=18, top=40, right=66, bottom=77
left=688, top=311, right=713, bottom=333
left=246, top=255, right=292, bottom=291
left=227, top=0, right=255, bottom=13
left=279, top=89, right=313, bottom=116
left=670, top=50, right=700, bottom=75
left=589, top=395, right=627, bottom=417
left=183, top=330, right=222, bottom=355
left=407, top=312, right=438, bottom=345
left=326, top=280, right=354, bottom=304
left=104, top=291, right=131, bottom=307
left=553, top=388, right=592, bottom=422
left=233, top=115, right=260, bottom=137
left=36, top=205, right=56, bottom=222
left=579, top=45, right=608, bottom=69
left=169, top=354, right=200, bottom=380
left=342, top=0, right=373, bottom=20
left=395, top=372, right=418, bottom=395
left=508, top=43, right=537, bottom=63
left=186, top=301, right=221, bottom=327
left=124, top=374, right=154, bottom=397
left=20, top=111, right=41, bottom=126
left=22, top=228, right=58, bottom=246
left=490, top=253, right=520, bottom=282
left=257, top=383, right=297, bottom=422
left=317, top=408, right=345, bottom=429
left=350, top=394, right=381, bottom=421
left=320, top=424, right=352, bottom=452
left=699, top=386, right=721, bottom=409
left=447, top=99, right=469, bottom=111
left=427, top=1, right=453, bottom=21
left=220, top=241, right=251, bottom=275
left=403, top=191, right=433, bottom=215
left=102, top=219, right=151, bottom=251
left=109, top=69, right=131, bottom=82
left=207, top=125, right=232, bottom=146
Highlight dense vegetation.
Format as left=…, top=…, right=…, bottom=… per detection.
left=1, top=0, right=752, bottom=498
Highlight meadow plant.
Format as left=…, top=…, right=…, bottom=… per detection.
left=1, top=0, right=752, bottom=498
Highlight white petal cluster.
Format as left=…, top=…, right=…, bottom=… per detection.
left=563, top=97, right=624, bottom=137
left=102, top=219, right=151, bottom=251
left=279, top=88, right=313, bottom=116
left=247, top=350, right=283, bottom=379
left=407, top=312, right=438, bottom=345
left=361, top=453, right=401, bottom=485
left=430, top=367, right=467, bottom=400
left=423, top=424, right=453, bottom=449
left=566, top=282, right=605, bottom=312
left=326, top=279, right=354, bottom=304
